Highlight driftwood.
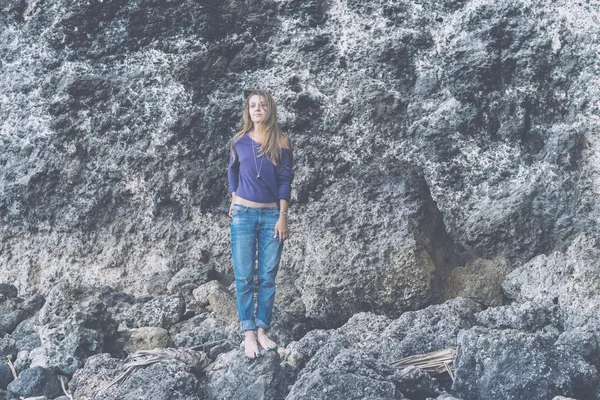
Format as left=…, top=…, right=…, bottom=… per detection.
left=101, top=348, right=210, bottom=393
left=391, top=347, right=457, bottom=381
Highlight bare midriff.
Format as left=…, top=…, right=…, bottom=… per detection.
left=234, top=195, right=278, bottom=207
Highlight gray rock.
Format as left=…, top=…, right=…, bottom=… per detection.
left=168, top=266, right=213, bottom=294
left=123, top=327, right=174, bottom=353
left=205, top=350, right=296, bottom=400
left=452, top=327, right=598, bottom=400
left=9, top=319, right=41, bottom=354
left=474, top=300, right=556, bottom=332
left=92, top=360, right=203, bottom=400
left=18, top=294, right=45, bottom=317
left=133, top=294, right=186, bottom=329
left=192, top=281, right=237, bottom=325
left=0, top=285, right=17, bottom=299
left=6, top=366, right=62, bottom=399
left=0, top=298, right=26, bottom=337
left=286, top=298, right=480, bottom=383
left=444, top=257, right=511, bottom=307
left=0, top=389, right=18, bottom=400
left=503, top=233, right=600, bottom=331
left=280, top=160, right=459, bottom=326
left=555, top=328, right=599, bottom=365
left=286, top=368, right=403, bottom=400
left=0, top=339, right=16, bottom=360
left=147, top=272, right=175, bottom=297
left=172, top=316, right=226, bottom=349
left=393, top=366, right=443, bottom=400
left=0, top=362, right=14, bottom=391
left=34, top=284, right=118, bottom=375
left=70, top=354, right=125, bottom=400
left=13, top=351, right=31, bottom=375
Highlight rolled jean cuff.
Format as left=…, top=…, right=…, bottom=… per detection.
left=240, top=319, right=257, bottom=331
left=256, top=318, right=270, bottom=330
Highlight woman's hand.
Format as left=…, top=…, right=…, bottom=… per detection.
left=229, top=192, right=236, bottom=217
left=274, top=216, right=288, bottom=243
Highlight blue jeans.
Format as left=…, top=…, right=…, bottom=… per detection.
left=230, top=204, right=283, bottom=331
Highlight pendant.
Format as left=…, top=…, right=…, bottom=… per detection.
left=257, top=174, right=261, bottom=178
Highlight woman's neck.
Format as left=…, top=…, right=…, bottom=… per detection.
left=248, top=129, right=264, bottom=143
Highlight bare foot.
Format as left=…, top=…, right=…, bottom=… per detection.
left=244, top=330, right=260, bottom=359
left=257, top=327, right=277, bottom=350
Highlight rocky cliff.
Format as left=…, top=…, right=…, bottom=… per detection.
left=1, top=0, right=599, bottom=399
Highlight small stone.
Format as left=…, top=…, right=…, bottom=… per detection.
left=146, top=272, right=173, bottom=296
left=192, top=281, right=237, bottom=325
left=0, top=285, right=18, bottom=299
left=0, top=362, right=14, bottom=391
left=124, top=327, right=174, bottom=353
left=6, top=366, right=62, bottom=399
left=167, top=266, right=213, bottom=294
left=134, top=295, right=185, bottom=329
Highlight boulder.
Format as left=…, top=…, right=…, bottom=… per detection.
left=168, top=266, right=213, bottom=295
left=70, top=354, right=124, bottom=400
left=92, top=360, right=204, bottom=400
left=133, top=294, right=186, bottom=329
left=280, top=160, right=459, bottom=327
left=474, top=300, right=557, bottom=332
left=192, top=281, right=237, bottom=325
left=123, top=327, right=174, bottom=353
left=34, top=284, right=118, bottom=375
left=6, top=366, right=62, bottom=399
left=452, top=327, right=598, bottom=400
left=0, top=285, right=17, bottom=299
left=286, top=368, right=403, bottom=400
left=205, top=350, right=296, bottom=400
left=444, top=257, right=511, bottom=307
left=503, top=233, right=600, bottom=331
left=0, top=362, right=13, bottom=391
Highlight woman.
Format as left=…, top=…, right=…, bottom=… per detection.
left=227, top=90, right=294, bottom=359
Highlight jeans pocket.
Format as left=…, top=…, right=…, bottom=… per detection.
left=232, top=205, right=246, bottom=217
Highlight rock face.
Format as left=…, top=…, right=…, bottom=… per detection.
left=2, top=0, right=600, bottom=399
left=1, top=0, right=599, bottom=330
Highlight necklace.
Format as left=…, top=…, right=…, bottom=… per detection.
left=251, top=136, right=265, bottom=179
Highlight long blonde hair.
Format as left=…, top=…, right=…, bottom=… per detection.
left=230, top=90, right=291, bottom=166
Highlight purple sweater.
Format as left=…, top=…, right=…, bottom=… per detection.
left=228, top=133, right=295, bottom=203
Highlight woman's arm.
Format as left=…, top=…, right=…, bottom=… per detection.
left=274, top=199, right=289, bottom=243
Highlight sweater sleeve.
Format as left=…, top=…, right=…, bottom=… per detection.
left=227, top=149, right=240, bottom=194
left=277, top=147, right=295, bottom=202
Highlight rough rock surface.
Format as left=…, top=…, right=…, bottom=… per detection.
left=6, top=366, right=62, bottom=399
left=452, top=327, right=598, bottom=400
left=1, top=0, right=598, bottom=332
left=1, top=0, right=600, bottom=399
left=70, top=354, right=125, bottom=400
left=503, top=233, right=600, bottom=331
left=444, top=257, right=511, bottom=307
left=133, top=294, right=186, bottom=329
left=123, top=327, right=174, bottom=353
left=33, top=284, right=118, bottom=375
left=205, top=350, right=296, bottom=400
left=92, top=360, right=204, bottom=400
left=192, top=281, right=238, bottom=326
left=279, top=160, right=459, bottom=326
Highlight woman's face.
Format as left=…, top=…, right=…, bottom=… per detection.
left=248, top=95, right=268, bottom=124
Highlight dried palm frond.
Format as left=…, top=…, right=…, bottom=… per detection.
left=102, top=348, right=210, bottom=392
left=391, top=347, right=457, bottom=380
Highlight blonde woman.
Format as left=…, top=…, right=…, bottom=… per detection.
left=227, top=90, right=294, bottom=359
